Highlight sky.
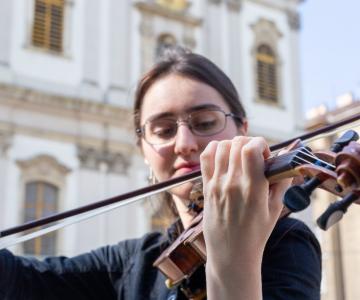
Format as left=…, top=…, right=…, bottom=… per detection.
left=299, top=0, right=360, bottom=112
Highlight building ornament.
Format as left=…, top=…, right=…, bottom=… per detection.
left=208, top=0, right=222, bottom=4
left=77, top=145, right=130, bottom=174
left=226, top=0, right=242, bottom=11
left=286, top=10, right=301, bottom=31
left=155, top=0, right=190, bottom=12
left=0, top=83, right=133, bottom=130
left=135, top=1, right=202, bottom=27
left=17, top=155, right=71, bottom=187
left=250, top=18, right=283, bottom=50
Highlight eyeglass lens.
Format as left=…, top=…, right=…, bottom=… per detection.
left=144, top=110, right=227, bottom=145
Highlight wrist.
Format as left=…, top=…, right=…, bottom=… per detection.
left=206, top=259, right=262, bottom=300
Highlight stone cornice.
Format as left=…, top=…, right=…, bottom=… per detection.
left=0, top=83, right=133, bottom=130
left=226, top=0, right=242, bottom=11
left=17, top=154, right=71, bottom=187
left=77, top=145, right=131, bottom=174
left=305, top=102, right=360, bottom=130
left=134, top=1, right=202, bottom=27
left=245, top=0, right=300, bottom=14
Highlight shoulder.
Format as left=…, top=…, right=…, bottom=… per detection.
left=262, top=217, right=321, bottom=300
left=264, top=216, right=321, bottom=263
left=267, top=217, right=321, bottom=251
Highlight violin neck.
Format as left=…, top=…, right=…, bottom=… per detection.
left=264, top=148, right=310, bottom=183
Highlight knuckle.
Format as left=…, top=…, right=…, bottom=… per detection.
left=218, top=140, right=231, bottom=149
left=223, top=180, right=238, bottom=195
left=207, top=181, right=222, bottom=198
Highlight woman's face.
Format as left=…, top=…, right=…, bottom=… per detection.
left=140, top=74, right=247, bottom=200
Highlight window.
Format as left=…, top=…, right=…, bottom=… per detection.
left=23, top=181, right=58, bottom=256
left=31, top=0, right=65, bottom=53
left=256, top=44, right=278, bottom=103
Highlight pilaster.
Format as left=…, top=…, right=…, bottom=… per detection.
left=0, top=0, right=14, bottom=82
left=79, top=0, right=102, bottom=101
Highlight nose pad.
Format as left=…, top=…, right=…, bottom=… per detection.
left=174, top=124, right=198, bottom=155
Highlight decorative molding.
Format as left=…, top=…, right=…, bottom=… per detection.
left=251, top=18, right=283, bottom=43
left=208, top=0, right=223, bottom=4
left=155, top=0, right=191, bottom=12
left=0, top=83, right=133, bottom=130
left=17, top=155, right=71, bottom=187
left=286, top=10, right=301, bottom=31
left=135, top=2, right=202, bottom=27
left=226, top=0, right=242, bottom=11
left=77, top=145, right=130, bottom=174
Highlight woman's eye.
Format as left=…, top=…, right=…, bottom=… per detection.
left=193, top=119, right=217, bottom=131
left=152, top=126, right=176, bottom=138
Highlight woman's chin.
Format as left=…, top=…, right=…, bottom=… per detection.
left=169, top=181, right=194, bottom=201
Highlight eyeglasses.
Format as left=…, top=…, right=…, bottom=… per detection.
left=136, top=109, right=242, bottom=145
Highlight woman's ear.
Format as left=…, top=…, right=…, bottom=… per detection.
left=239, top=119, right=248, bottom=136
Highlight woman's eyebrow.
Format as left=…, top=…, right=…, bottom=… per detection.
left=185, top=104, right=221, bottom=113
left=148, top=112, right=175, bottom=122
left=147, top=104, right=222, bottom=121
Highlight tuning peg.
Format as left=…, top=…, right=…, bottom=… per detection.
left=317, top=192, right=359, bottom=230
left=331, top=130, right=359, bottom=152
left=283, top=178, right=321, bottom=212
left=283, top=130, right=359, bottom=213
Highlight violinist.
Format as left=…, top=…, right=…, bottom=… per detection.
left=0, top=47, right=321, bottom=300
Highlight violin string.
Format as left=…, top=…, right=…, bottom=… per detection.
left=293, top=154, right=334, bottom=169
left=291, top=154, right=334, bottom=170
left=295, top=148, right=336, bottom=169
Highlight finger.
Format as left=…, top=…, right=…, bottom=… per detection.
left=268, top=178, right=292, bottom=217
left=241, top=137, right=270, bottom=202
left=200, top=141, right=219, bottom=185
left=213, top=140, right=232, bottom=179
left=227, top=136, right=250, bottom=179
left=241, top=137, right=270, bottom=179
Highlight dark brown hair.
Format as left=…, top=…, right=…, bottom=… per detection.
left=133, top=46, right=247, bottom=221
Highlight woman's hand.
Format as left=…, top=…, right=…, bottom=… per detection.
left=200, top=136, right=292, bottom=300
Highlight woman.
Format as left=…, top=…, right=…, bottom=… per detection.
left=0, top=47, right=321, bottom=299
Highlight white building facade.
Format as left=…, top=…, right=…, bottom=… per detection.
left=0, top=0, right=305, bottom=257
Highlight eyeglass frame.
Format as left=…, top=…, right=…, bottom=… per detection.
left=136, top=108, right=243, bottom=146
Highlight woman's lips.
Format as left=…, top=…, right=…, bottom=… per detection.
left=174, top=164, right=201, bottom=176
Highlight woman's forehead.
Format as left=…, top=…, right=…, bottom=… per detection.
left=140, top=74, right=230, bottom=122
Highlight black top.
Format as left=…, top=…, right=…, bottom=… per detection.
left=0, top=217, right=321, bottom=300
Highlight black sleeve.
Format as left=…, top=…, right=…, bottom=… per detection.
left=0, top=238, right=137, bottom=300
left=262, top=218, right=322, bottom=300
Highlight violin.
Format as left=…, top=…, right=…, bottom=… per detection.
left=0, top=114, right=359, bottom=292
left=153, top=130, right=360, bottom=290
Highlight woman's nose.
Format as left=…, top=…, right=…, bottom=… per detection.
left=174, top=124, right=199, bottom=155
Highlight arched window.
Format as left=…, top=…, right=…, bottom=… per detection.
left=256, top=44, right=278, bottom=103
left=32, top=0, right=65, bottom=53
left=23, top=181, right=58, bottom=256
left=155, top=34, right=177, bottom=60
